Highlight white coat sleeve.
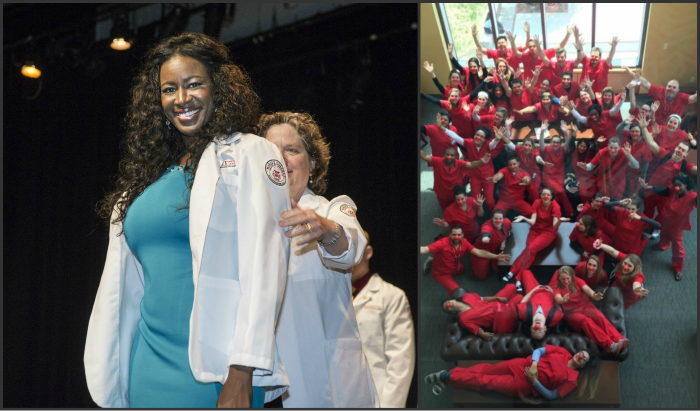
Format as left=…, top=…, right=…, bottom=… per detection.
left=229, top=138, right=291, bottom=372
left=317, top=195, right=367, bottom=270
left=84, top=209, right=145, bottom=408
left=379, top=290, right=415, bottom=408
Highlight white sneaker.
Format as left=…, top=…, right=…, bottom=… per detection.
left=515, top=281, right=523, bottom=293
left=502, top=273, right=514, bottom=282
left=432, top=382, right=446, bottom=396
left=650, top=230, right=660, bottom=240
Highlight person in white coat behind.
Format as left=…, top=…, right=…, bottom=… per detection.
left=259, top=111, right=380, bottom=408
left=352, top=230, right=416, bottom=408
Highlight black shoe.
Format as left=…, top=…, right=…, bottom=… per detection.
left=675, top=271, right=683, bottom=281
left=452, top=288, right=466, bottom=300
left=502, top=272, right=514, bottom=282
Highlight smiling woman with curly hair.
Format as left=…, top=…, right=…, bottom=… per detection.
left=86, top=33, right=291, bottom=409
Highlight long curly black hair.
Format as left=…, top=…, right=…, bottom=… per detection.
left=97, top=33, right=261, bottom=235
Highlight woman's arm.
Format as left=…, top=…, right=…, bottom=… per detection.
left=637, top=214, right=661, bottom=230
left=569, top=240, right=586, bottom=255
left=609, top=90, right=626, bottom=116
left=515, top=106, right=538, bottom=115
left=628, top=83, right=638, bottom=112
left=582, top=285, right=604, bottom=301
left=468, top=79, right=490, bottom=101
left=432, top=77, right=446, bottom=96
left=444, top=128, right=466, bottom=146
left=508, top=31, right=523, bottom=59
left=420, top=150, right=433, bottom=164
left=532, top=381, right=561, bottom=401
left=616, top=120, right=628, bottom=139
left=421, top=92, right=442, bottom=107
left=472, top=25, right=489, bottom=54
left=570, top=108, right=589, bottom=124
left=514, top=213, right=537, bottom=226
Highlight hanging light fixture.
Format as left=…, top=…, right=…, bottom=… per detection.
left=21, top=61, right=41, bottom=78
left=110, top=15, right=132, bottom=50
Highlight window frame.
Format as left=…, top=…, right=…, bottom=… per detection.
left=438, top=3, right=650, bottom=68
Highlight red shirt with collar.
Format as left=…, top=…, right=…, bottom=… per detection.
left=428, top=237, right=474, bottom=277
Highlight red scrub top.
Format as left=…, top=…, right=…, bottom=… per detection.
left=611, top=251, right=645, bottom=300
left=542, top=145, right=567, bottom=190
left=574, top=261, right=608, bottom=289
left=609, top=206, right=649, bottom=253
left=486, top=48, right=520, bottom=69
left=457, top=293, right=519, bottom=335
left=626, top=137, right=653, bottom=191
left=428, top=236, right=474, bottom=277
left=648, top=148, right=696, bottom=186
left=444, top=83, right=466, bottom=99
left=440, top=97, right=473, bottom=141
left=553, top=276, right=591, bottom=313
left=532, top=199, right=562, bottom=232
left=658, top=189, right=698, bottom=233
left=462, top=139, right=505, bottom=180
left=588, top=110, right=619, bottom=145
left=497, top=167, right=531, bottom=201
left=519, top=48, right=556, bottom=82
left=533, top=346, right=580, bottom=398
left=535, top=102, right=561, bottom=123
left=515, top=290, right=564, bottom=327
left=569, top=228, right=611, bottom=258
left=509, top=91, right=536, bottom=122
left=430, top=156, right=470, bottom=203
left=572, top=149, right=596, bottom=194
left=424, top=124, right=458, bottom=159
left=648, top=84, right=692, bottom=126
left=580, top=56, right=610, bottom=93
left=543, top=59, right=579, bottom=88
left=552, top=82, right=581, bottom=101
left=515, top=145, right=541, bottom=177
left=472, top=104, right=497, bottom=130
left=590, top=148, right=630, bottom=196
left=577, top=202, right=612, bottom=225
left=654, top=126, right=690, bottom=152
left=475, top=219, right=513, bottom=254
left=442, top=198, right=481, bottom=241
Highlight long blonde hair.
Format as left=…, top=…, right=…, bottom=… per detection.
left=614, top=254, right=643, bottom=285
left=574, top=354, right=602, bottom=400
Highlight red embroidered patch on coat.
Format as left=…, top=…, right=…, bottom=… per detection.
left=265, top=159, right=287, bottom=186
left=340, top=204, right=356, bottom=217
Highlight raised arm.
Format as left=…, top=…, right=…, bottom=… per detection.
left=689, top=93, right=698, bottom=105
left=570, top=108, right=589, bottom=124
left=444, top=128, right=466, bottom=146
left=555, top=24, right=574, bottom=50
left=515, top=105, right=538, bottom=115
left=464, top=154, right=492, bottom=170
left=623, top=142, right=640, bottom=169
left=628, top=82, right=638, bottom=112
left=606, top=36, right=619, bottom=68
left=447, top=43, right=464, bottom=73
left=501, top=73, right=513, bottom=97
left=593, top=239, right=621, bottom=259
left=609, top=90, right=626, bottom=116
left=507, top=31, right=523, bottom=59
left=573, top=27, right=584, bottom=66
left=638, top=114, right=660, bottom=154
left=472, top=25, right=488, bottom=54
left=420, top=150, right=433, bottom=165
left=423, top=61, right=446, bottom=96
left=420, top=92, right=442, bottom=107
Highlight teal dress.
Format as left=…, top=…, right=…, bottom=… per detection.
left=124, top=165, right=264, bottom=408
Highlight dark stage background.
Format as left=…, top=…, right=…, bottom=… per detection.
left=4, top=4, right=419, bottom=407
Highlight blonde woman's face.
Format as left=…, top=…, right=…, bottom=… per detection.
left=265, top=123, right=314, bottom=202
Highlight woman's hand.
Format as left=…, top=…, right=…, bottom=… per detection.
left=478, top=329, right=494, bottom=342
left=593, top=238, right=603, bottom=250
left=433, top=218, right=449, bottom=228
left=496, top=253, right=512, bottom=262
left=447, top=43, right=454, bottom=58
left=513, top=216, right=526, bottom=223
left=638, top=178, right=652, bottom=190
left=560, top=217, right=571, bottom=222
left=651, top=100, right=661, bottom=113
left=540, top=285, right=554, bottom=294
left=561, top=293, right=570, bottom=303
left=623, top=142, right=632, bottom=157
left=541, top=120, right=549, bottom=130
left=217, top=365, right=253, bottom=408
left=475, top=194, right=485, bottom=207
left=462, top=102, right=471, bottom=114
left=423, top=61, right=434, bottom=74
left=577, top=203, right=585, bottom=212
left=597, top=136, right=607, bottom=145
left=637, top=113, right=648, bottom=128
left=591, top=291, right=604, bottom=301
left=280, top=199, right=341, bottom=247
left=582, top=251, right=589, bottom=259
left=634, top=287, right=649, bottom=297
left=525, top=365, right=538, bottom=384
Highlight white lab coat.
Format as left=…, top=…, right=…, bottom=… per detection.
left=84, top=133, right=291, bottom=408
left=275, top=188, right=380, bottom=408
left=354, top=274, right=415, bottom=408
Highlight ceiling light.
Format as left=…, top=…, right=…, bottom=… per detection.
left=21, top=62, right=41, bottom=78
left=110, top=38, right=131, bottom=50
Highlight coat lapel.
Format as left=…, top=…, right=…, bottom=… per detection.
left=189, top=141, right=219, bottom=286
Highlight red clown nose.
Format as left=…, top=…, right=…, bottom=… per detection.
left=577, top=353, right=585, bottom=361
left=575, top=223, right=581, bottom=228
left=457, top=200, right=464, bottom=205
left=627, top=210, right=634, bottom=215
left=534, top=324, right=541, bottom=330
left=563, top=280, right=570, bottom=285
left=675, top=186, right=681, bottom=192
left=445, top=302, right=451, bottom=308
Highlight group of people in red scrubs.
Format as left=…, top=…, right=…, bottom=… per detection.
left=422, top=21, right=697, bottom=403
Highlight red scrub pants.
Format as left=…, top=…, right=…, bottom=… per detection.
left=494, top=198, right=533, bottom=218
left=470, top=255, right=498, bottom=280
left=449, top=359, right=532, bottom=397
left=565, top=305, right=624, bottom=351
left=511, top=229, right=558, bottom=277
left=470, top=178, right=495, bottom=213
left=643, top=194, right=668, bottom=223
left=657, top=228, right=686, bottom=272
left=433, top=262, right=464, bottom=295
